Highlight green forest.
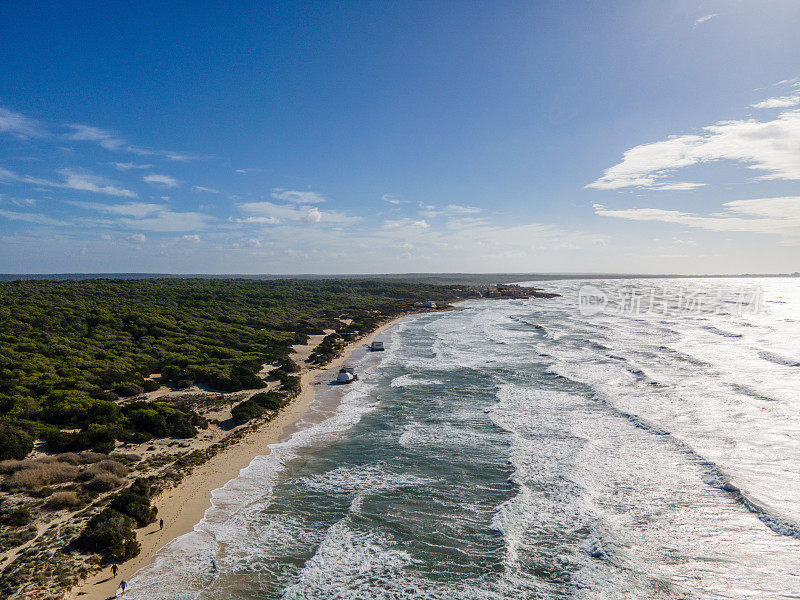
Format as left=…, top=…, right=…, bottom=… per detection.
left=0, top=278, right=459, bottom=460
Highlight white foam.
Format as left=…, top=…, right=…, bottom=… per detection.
left=125, top=351, right=393, bottom=599
left=390, top=373, right=444, bottom=387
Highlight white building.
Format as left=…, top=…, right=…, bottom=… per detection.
left=414, top=301, right=437, bottom=308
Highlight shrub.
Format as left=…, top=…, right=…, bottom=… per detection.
left=108, top=452, right=141, bottom=465
left=110, top=490, right=157, bottom=527
left=44, top=425, right=117, bottom=454
left=5, top=462, right=80, bottom=491
left=44, top=491, right=83, bottom=510
left=55, top=452, right=82, bottom=464
left=113, top=383, right=144, bottom=397
left=93, top=460, right=129, bottom=477
left=0, top=458, right=37, bottom=474
left=0, top=507, right=31, bottom=526
left=141, top=380, right=160, bottom=392
left=250, top=391, right=285, bottom=411
left=0, top=423, right=34, bottom=461
left=78, top=451, right=110, bottom=464
left=279, top=359, right=301, bottom=373
left=279, top=374, right=301, bottom=396
left=75, top=508, right=140, bottom=561
left=84, top=473, right=124, bottom=492
left=231, top=399, right=265, bottom=424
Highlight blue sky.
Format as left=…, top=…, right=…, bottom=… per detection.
left=1, top=1, right=800, bottom=274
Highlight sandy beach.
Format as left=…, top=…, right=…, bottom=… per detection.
left=71, top=315, right=406, bottom=600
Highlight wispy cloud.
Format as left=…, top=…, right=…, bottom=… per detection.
left=694, top=13, right=717, bottom=27
left=77, top=201, right=213, bottom=232
left=192, top=185, right=220, bottom=194
left=0, top=107, right=47, bottom=139
left=69, top=201, right=165, bottom=218
left=237, top=200, right=360, bottom=225
left=750, top=95, right=800, bottom=109
left=64, top=122, right=199, bottom=161
left=418, top=203, right=482, bottom=218
left=587, top=108, right=800, bottom=190
left=60, top=169, right=138, bottom=198
left=65, top=124, right=126, bottom=150
left=0, top=166, right=137, bottom=198
left=0, top=208, right=67, bottom=226
left=594, top=196, right=800, bottom=235
left=382, top=194, right=406, bottom=205
left=113, top=162, right=153, bottom=171
left=143, top=173, right=179, bottom=188
left=446, top=204, right=481, bottom=214
left=383, top=218, right=430, bottom=229
left=270, top=189, right=326, bottom=203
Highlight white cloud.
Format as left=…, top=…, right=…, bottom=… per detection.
left=69, top=201, right=164, bottom=218
left=127, top=233, right=147, bottom=243
left=115, top=211, right=210, bottom=232
left=383, top=218, right=430, bottom=229
left=418, top=203, right=482, bottom=218
left=64, top=123, right=198, bottom=161
left=64, top=124, right=126, bottom=150
left=446, top=204, right=481, bottom=214
left=0, top=107, right=47, bottom=139
left=0, top=167, right=137, bottom=198
left=60, top=169, right=138, bottom=198
left=75, top=201, right=213, bottom=232
left=143, top=173, right=179, bottom=188
left=750, top=95, right=800, bottom=109
left=238, top=200, right=360, bottom=225
left=192, top=185, right=220, bottom=194
left=113, top=162, right=153, bottom=171
left=237, top=216, right=280, bottom=225
left=649, top=182, right=707, bottom=191
left=0, top=208, right=67, bottom=226
left=694, top=13, right=717, bottom=26
left=382, top=194, right=406, bottom=205
left=302, top=207, right=322, bottom=223
left=271, top=189, right=326, bottom=203
left=588, top=109, right=800, bottom=190
left=594, top=196, right=800, bottom=235
left=182, top=234, right=201, bottom=243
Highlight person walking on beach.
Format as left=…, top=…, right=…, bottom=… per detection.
left=120, top=580, right=127, bottom=594
left=159, top=518, right=164, bottom=530
left=111, top=563, right=118, bottom=578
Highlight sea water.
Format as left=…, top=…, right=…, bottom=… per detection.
left=126, top=278, right=800, bottom=599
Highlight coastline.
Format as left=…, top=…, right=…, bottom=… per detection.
left=72, top=313, right=408, bottom=600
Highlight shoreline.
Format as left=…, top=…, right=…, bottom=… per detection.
left=72, top=313, right=409, bottom=600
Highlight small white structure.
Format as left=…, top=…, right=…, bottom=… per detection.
left=414, top=301, right=437, bottom=308
left=336, top=366, right=358, bottom=384
left=370, top=341, right=385, bottom=351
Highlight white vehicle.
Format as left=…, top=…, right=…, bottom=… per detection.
left=336, top=367, right=358, bottom=384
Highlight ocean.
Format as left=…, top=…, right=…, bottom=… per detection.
left=125, top=278, right=800, bottom=599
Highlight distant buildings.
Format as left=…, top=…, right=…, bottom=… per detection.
left=414, top=301, right=437, bottom=308
left=477, top=284, right=560, bottom=299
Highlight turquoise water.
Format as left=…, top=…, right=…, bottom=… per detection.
left=128, top=279, right=800, bottom=599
